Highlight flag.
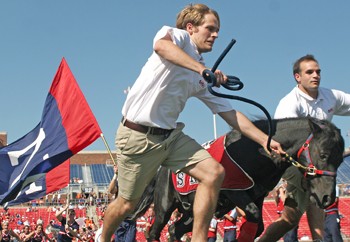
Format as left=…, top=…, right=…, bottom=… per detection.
left=0, top=58, right=102, bottom=205
left=5, top=160, right=70, bottom=207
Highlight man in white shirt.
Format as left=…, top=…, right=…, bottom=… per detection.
left=101, top=4, right=284, bottom=242
left=259, top=54, right=350, bottom=241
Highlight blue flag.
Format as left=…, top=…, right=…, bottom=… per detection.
left=0, top=58, right=101, bottom=205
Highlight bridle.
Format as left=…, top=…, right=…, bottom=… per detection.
left=284, top=134, right=337, bottom=177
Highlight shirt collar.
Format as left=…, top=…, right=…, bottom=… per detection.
left=296, top=85, right=324, bottom=102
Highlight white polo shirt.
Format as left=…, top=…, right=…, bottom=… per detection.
left=274, top=86, right=350, bottom=120
left=122, top=26, right=232, bottom=129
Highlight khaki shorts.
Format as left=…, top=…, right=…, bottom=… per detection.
left=115, top=122, right=212, bottom=200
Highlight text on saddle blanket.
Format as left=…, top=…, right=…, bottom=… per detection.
left=172, top=135, right=254, bottom=195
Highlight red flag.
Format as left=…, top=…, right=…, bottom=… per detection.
left=49, top=58, right=102, bottom=154
left=46, top=159, right=70, bottom=194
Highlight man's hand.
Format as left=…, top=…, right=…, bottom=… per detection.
left=113, top=165, right=118, bottom=175
left=202, top=69, right=228, bottom=87
left=266, top=139, right=285, bottom=156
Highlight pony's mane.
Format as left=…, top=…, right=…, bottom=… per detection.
left=250, top=117, right=311, bottom=133
left=274, top=117, right=313, bottom=133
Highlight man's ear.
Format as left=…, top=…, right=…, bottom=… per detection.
left=186, top=23, right=194, bottom=35
left=294, top=73, right=301, bottom=84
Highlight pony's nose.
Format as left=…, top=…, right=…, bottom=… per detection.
left=322, top=195, right=333, bottom=208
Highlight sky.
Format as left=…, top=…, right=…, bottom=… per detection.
left=1, top=0, right=350, bottom=152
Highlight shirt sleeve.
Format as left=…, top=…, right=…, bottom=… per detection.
left=209, top=219, right=218, bottom=228
left=195, top=87, right=233, bottom=114
left=333, top=89, right=350, bottom=116
left=153, top=26, right=189, bottom=49
left=230, top=208, right=238, bottom=219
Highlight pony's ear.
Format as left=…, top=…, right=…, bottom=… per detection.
left=308, top=118, right=324, bottom=134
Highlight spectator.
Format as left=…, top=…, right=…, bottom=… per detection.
left=55, top=205, right=83, bottom=242
left=0, top=220, right=22, bottom=242
left=36, top=217, right=43, bottom=226
left=207, top=217, right=218, bottom=242
left=274, top=179, right=298, bottom=241
left=323, top=185, right=343, bottom=242
left=223, top=208, right=239, bottom=242
left=144, top=205, right=155, bottom=241
left=17, top=219, right=23, bottom=226
left=168, top=209, right=181, bottom=226
left=19, top=225, right=31, bottom=241
left=24, top=224, right=53, bottom=242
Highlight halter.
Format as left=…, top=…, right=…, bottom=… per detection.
left=284, top=134, right=337, bottom=177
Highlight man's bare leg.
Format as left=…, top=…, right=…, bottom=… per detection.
left=306, top=203, right=324, bottom=240
left=100, top=196, right=139, bottom=242
left=183, top=158, right=225, bottom=242
left=259, top=205, right=302, bottom=242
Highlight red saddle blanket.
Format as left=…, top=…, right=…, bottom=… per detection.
left=172, top=135, right=254, bottom=195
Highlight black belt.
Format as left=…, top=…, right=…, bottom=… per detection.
left=122, top=117, right=173, bottom=136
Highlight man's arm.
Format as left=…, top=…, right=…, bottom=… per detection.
left=56, top=204, right=69, bottom=221
left=107, top=165, right=118, bottom=195
left=23, top=231, right=35, bottom=242
left=64, top=225, right=84, bottom=241
left=218, top=110, right=284, bottom=154
left=10, top=230, right=22, bottom=242
left=154, top=34, right=206, bottom=75
left=154, top=34, right=227, bottom=86
left=107, top=174, right=118, bottom=195
left=223, top=214, right=233, bottom=222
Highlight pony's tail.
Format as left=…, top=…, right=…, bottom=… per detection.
left=130, top=175, right=157, bottom=220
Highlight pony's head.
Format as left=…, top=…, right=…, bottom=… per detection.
left=299, top=118, right=344, bottom=208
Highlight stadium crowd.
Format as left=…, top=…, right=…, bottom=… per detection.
left=1, top=180, right=350, bottom=242
left=0, top=200, right=180, bottom=242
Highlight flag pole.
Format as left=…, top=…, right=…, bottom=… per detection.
left=66, top=185, right=70, bottom=215
left=213, top=114, right=217, bottom=139
left=100, top=133, right=117, bottom=165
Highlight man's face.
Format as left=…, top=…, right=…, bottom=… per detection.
left=187, top=13, right=219, bottom=54
left=295, top=60, right=321, bottom=96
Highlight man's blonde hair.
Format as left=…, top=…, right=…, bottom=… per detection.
left=176, top=3, right=220, bottom=30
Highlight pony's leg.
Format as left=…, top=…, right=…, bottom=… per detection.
left=221, top=191, right=261, bottom=242
left=306, top=203, right=324, bottom=240
left=173, top=212, right=194, bottom=241
left=236, top=201, right=259, bottom=242
left=149, top=168, right=178, bottom=242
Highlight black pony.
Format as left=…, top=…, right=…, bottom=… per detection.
left=132, top=117, right=344, bottom=241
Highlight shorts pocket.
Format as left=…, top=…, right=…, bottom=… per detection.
left=115, top=124, right=149, bottom=155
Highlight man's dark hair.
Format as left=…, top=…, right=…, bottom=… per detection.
left=68, top=209, right=75, bottom=214
left=293, top=54, right=318, bottom=75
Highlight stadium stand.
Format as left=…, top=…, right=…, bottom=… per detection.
left=260, top=198, right=350, bottom=240
left=90, top=164, right=114, bottom=185
left=70, top=164, right=83, bottom=181
left=337, top=154, right=350, bottom=184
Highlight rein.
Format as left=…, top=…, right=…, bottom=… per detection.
left=283, top=134, right=336, bottom=177
left=203, top=39, right=274, bottom=152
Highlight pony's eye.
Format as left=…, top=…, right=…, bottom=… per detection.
left=319, top=153, right=328, bottom=160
